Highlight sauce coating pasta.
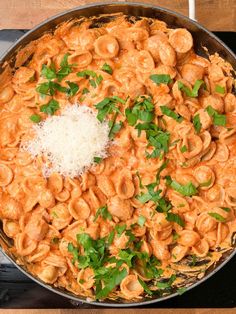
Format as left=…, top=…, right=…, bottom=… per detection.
left=0, top=13, right=236, bottom=302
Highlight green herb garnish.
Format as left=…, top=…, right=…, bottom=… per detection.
left=160, top=106, right=183, bottom=123
left=166, top=176, right=198, bottom=196
left=215, top=85, right=225, bottom=94
left=180, top=145, right=187, bottom=153
left=178, top=79, right=205, bottom=98
left=125, top=96, right=154, bottom=126
left=30, top=114, right=41, bottom=123
left=150, top=74, right=172, bottom=85
left=94, top=156, right=102, bottom=164
left=138, top=278, right=153, bottom=295
left=193, top=114, right=202, bottom=133
left=40, top=99, right=60, bottom=115
left=166, top=212, right=185, bottom=227
left=101, top=63, right=113, bottom=75
left=157, top=274, right=176, bottom=289
left=94, top=205, right=112, bottom=222
left=205, top=105, right=226, bottom=126
left=138, top=215, right=146, bottom=227
left=208, top=212, right=226, bottom=222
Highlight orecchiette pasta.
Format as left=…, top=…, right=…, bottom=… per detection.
left=0, top=13, right=235, bottom=302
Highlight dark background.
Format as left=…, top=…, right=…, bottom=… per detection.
left=0, top=31, right=235, bottom=309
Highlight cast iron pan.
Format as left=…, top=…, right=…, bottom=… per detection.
left=0, top=1, right=235, bottom=307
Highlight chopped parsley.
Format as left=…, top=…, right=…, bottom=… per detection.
left=108, top=115, right=123, bottom=139
left=157, top=274, right=176, bottom=289
left=94, top=205, right=112, bottom=222
left=40, top=99, right=60, bottom=115
left=57, top=53, right=75, bottom=81
left=30, top=114, right=41, bottom=123
left=115, top=224, right=127, bottom=237
left=150, top=74, right=172, bottom=85
left=135, top=122, right=170, bottom=159
left=208, top=212, right=226, bottom=222
left=205, top=105, right=226, bottom=126
left=178, top=79, right=205, bottom=98
left=193, top=114, right=202, bottom=133
left=65, top=81, right=79, bottom=97
left=215, top=85, right=225, bottom=94
left=93, top=156, right=102, bottom=164
left=166, top=176, right=198, bottom=196
left=77, top=69, right=103, bottom=88
left=138, top=215, right=146, bottom=227
left=95, top=266, right=127, bottom=299
left=136, top=171, right=144, bottom=189
left=41, top=63, right=57, bottom=80
left=180, top=145, right=187, bottom=153
left=160, top=106, right=183, bottom=123
left=82, top=87, right=89, bottom=95
left=166, top=212, right=185, bottom=227
left=221, top=207, right=230, bottom=212
left=125, top=96, right=154, bottom=126
left=67, top=242, right=79, bottom=264
left=101, top=63, right=113, bottom=75
left=138, top=278, right=153, bottom=295
left=95, top=96, right=124, bottom=122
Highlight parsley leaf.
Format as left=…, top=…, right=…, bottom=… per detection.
left=160, top=106, right=183, bottom=123
left=94, top=156, right=102, bottom=164
left=57, top=53, right=75, bottom=81
left=40, top=99, right=60, bottom=115
left=41, top=63, right=57, bottom=80
left=193, top=114, right=201, bottom=133
left=157, top=274, right=176, bottom=289
left=95, top=96, right=123, bottom=122
left=136, top=171, right=144, bottom=189
left=66, top=81, right=79, bottom=97
left=82, top=87, right=89, bottom=95
left=138, top=215, right=146, bottom=227
left=94, top=205, right=112, bottom=222
left=156, top=160, right=168, bottom=185
left=205, top=105, right=226, bottom=126
left=166, top=212, right=185, bottom=227
left=180, top=145, right=187, bottom=153
left=30, top=114, right=41, bottom=123
left=208, top=212, right=226, bottom=222
left=115, top=224, right=127, bottom=237
left=178, top=80, right=205, bottom=98
left=138, top=278, right=153, bottom=295
left=125, top=96, right=154, bottom=126
left=101, top=63, right=113, bottom=75
left=166, top=176, right=198, bottom=196
left=215, top=85, right=225, bottom=94
left=68, top=243, right=79, bottom=264
left=95, top=267, right=127, bottom=299
left=108, top=119, right=123, bottom=139
left=150, top=74, right=172, bottom=85
left=77, top=70, right=103, bottom=88
left=221, top=207, right=230, bottom=212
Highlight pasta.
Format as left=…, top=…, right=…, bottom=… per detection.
left=0, top=13, right=236, bottom=302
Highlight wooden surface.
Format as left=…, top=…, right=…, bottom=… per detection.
left=1, top=310, right=236, bottom=314
left=0, top=0, right=235, bottom=31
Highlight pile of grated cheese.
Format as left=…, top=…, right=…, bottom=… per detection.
left=23, top=105, right=110, bottom=178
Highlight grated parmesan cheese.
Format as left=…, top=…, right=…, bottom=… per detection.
left=23, top=105, right=110, bottom=178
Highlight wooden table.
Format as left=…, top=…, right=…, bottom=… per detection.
left=0, top=0, right=235, bottom=31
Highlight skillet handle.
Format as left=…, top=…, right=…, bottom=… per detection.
left=188, top=0, right=196, bottom=21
